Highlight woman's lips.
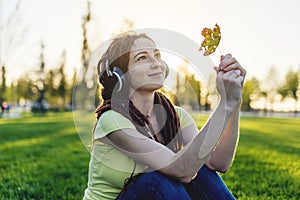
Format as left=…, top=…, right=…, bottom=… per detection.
left=148, top=72, right=163, bottom=77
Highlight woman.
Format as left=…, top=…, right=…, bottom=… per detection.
left=83, top=31, right=246, bottom=200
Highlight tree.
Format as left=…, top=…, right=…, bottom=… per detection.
left=73, top=0, right=92, bottom=110
left=16, top=75, right=34, bottom=101
left=57, top=51, right=67, bottom=110
left=205, top=72, right=217, bottom=111
left=0, top=66, right=6, bottom=102
left=32, top=42, right=47, bottom=114
left=261, top=66, right=279, bottom=111
left=175, top=61, right=201, bottom=111
left=185, top=74, right=201, bottom=110
left=278, top=68, right=299, bottom=111
left=175, top=62, right=188, bottom=107
left=241, top=77, right=260, bottom=111
left=70, top=69, right=77, bottom=108
left=81, top=1, right=91, bottom=64
left=6, top=82, right=17, bottom=104
left=45, top=69, right=56, bottom=108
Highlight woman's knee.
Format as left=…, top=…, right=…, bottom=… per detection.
left=126, top=171, right=191, bottom=200
left=137, top=171, right=182, bottom=190
left=193, top=165, right=235, bottom=200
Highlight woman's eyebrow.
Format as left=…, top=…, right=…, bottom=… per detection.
left=133, top=48, right=160, bottom=59
left=133, top=51, right=148, bottom=59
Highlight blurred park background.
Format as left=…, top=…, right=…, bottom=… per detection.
left=0, top=0, right=299, bottom=199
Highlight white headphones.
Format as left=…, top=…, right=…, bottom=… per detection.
left=105, top=52, right=124, bottom=92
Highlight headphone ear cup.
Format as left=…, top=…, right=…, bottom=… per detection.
left=112, top=67, right=124, bottom=78
left=112, top=67, right=124, bottom=92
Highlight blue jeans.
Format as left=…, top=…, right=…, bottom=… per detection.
left=116, top=165, right=235, bottom=200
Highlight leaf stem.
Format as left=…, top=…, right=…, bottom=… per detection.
left=218, top=46, right=223, bottom=56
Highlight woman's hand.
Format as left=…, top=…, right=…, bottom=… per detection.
left=179, top=173, right=198, bottom=183
left=214, top=54, right=247, bottom=108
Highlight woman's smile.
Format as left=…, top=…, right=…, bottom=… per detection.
left=148, top=72, right=163, bottom=77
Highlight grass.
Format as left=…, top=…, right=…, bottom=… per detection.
left=0, top=112, right=299, bottom=199
left=223, top=117, right=300, bottom=199
left=0, top=112, right=91, bottom=200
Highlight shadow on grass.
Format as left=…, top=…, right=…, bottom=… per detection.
left=239, top=128, right=300, bottom=157
left=0, top=132, right=90, bottom=199
left=223, top=152, right=300, bottom=199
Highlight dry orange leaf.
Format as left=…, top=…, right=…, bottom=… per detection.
left=199, top=24, right=221, bottom=56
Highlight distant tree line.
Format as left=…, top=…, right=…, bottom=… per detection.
left=242, top=67, right=299, bottom=112
left=0, top=44, right=72, bottom=113
left=167, top=62, right=300, bottom=112
left=0, top=54, right=299, bottom=114
left=1, top=62, right=299, bottom=114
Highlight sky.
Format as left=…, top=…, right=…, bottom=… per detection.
left=1, top=0, right=300, bottom=85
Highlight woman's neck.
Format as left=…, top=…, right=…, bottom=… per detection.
left=130, top=90, right=155, bottom=116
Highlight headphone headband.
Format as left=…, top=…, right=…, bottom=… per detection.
left=105, top=52, right=113, bottom=77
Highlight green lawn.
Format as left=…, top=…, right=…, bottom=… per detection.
left=0, top=112, right=299, bottom=199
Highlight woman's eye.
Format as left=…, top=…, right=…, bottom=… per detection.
left=155, top=53, right=161, bottom=59
left=137, top=56, right=147, bottom=61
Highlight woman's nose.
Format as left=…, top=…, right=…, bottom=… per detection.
left=150, top=57, right=162, bottom=68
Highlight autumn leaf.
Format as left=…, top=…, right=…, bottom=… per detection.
left=199, top=24, right=221, bottom=56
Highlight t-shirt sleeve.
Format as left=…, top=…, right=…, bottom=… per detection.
left=94, top=110, right=136, bottom=139
left=175, top=106, right=195, bottom=129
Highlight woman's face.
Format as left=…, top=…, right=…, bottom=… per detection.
left=127, top=37, right=167, bottom=92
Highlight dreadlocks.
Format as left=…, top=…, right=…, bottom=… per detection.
left=95, top=91, right=183, bottom=153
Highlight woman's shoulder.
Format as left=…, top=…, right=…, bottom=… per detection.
left=174, top=106, right=195, bottom=128
left=95, top=110, right=136, bottom=138
left=99, top=109, right=126, bottom=121
left=98, top=110, right=135, bottom=127
left=174, top=106, right=189, bottom=116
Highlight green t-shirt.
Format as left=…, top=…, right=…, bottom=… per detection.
left=83, top=106, right=195, bottom=200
